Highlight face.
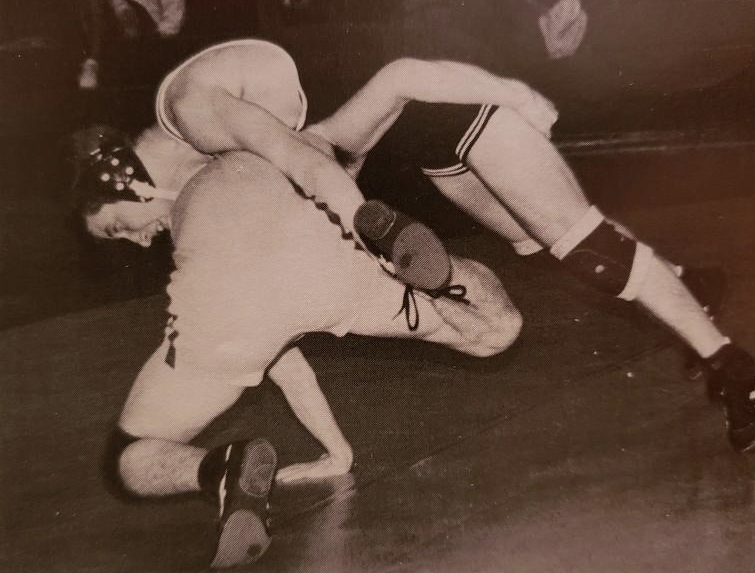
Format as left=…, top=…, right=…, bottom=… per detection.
left=85, top=199, right=173, bottom=248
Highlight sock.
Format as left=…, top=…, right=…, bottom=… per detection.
left=198, top=444, right=232, bottom=498
left=513, top=238, right=544, bottom=256
left=705, top=343, right=753, bottom=380
left=698, top=337, right=732, bottom=360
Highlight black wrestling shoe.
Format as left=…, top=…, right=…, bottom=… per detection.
left=682, top=266, right=727, bottom=317
left=211, top=439, right=278, bottom=568
left=355, top=200, right=452, bottom=291
left=706, top=345, right=755, bottom=453
left=680, top=267, right=727, bottom=383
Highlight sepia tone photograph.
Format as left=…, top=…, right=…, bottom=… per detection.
left=1, top=0, right=754, bottom=571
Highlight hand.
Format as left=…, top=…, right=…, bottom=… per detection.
left=275, top=453, right=353, bottom=484
left=512, top=85, right=559, bottom=138
left=430, top=61, right=559, bottom=137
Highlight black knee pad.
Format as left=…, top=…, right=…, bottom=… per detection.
left=561, top=220, right=637, bottom=297
left=103, top=428, right=139, bottom=500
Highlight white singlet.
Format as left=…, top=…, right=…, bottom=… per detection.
left=155, top=39, right=309, bottom=141
left=165, top=153, right=381, bottom=387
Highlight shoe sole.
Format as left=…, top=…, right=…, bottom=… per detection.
left=355, top=201, right=451, bottom=291
left=392, top=222, right=452, bottom=290
left=211, top=440, right=277, bottom=568
left=211, top=510, right=271, bottom=568
left=240, top=439, right=277, bottom=497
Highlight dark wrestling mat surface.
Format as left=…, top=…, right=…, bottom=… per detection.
left=1, top=233, right=681, bottom=572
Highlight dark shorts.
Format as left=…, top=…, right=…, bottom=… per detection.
left=385, top=102, right=498, bottom=177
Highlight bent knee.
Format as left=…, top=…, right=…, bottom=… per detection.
left=488, top=106, right=539, bottom=139
left=103, top=428, right=141, bottom=499
left=487, top=305, right=523, bottom=356
left=467, top=306, right=523, bottom=358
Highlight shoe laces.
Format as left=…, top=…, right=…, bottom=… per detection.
left=397, top=284, right=470, bottom=331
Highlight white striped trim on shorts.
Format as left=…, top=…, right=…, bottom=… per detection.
left=421, top=104, right=497, bottom=178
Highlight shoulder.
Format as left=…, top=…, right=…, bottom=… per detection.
left=179, top=151, right=290, bottom=208
left=171, top=152, right=293, bottom=248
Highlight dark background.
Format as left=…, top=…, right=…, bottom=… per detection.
left=2, top=0, right=755, bottom=329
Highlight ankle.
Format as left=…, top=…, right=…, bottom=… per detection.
left=706, top=343, right=755, bottom=395
left=198, top=444, right=232, bottom=499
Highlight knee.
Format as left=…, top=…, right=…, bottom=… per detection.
left=103, top=427, right=141, bottom=500
left=551, top=207, right=653, bottom=301
left=488, top=107, right=540, bottom=141
left=468, top=306, right=523, bottom=358
left=487, top=306, right=524, bottom=356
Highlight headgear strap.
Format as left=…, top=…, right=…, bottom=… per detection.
left=84, top=143, right=179, bottom=203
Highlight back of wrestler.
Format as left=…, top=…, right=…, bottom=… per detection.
left=166, top=150, right=379, bottom=386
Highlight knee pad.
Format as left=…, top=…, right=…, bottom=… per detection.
left=551, top=207, right=653, bottom=301
left=103, top=428, right=140, bottom=499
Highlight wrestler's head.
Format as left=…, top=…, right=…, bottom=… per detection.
left=84, top=195, right=173, bottom=248
left=66, top=125, right=175, bottom=247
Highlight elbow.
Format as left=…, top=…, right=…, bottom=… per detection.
left=386, top=57, right=423, bottom=73
left=379, top=58, right=422, bottom=101
left=333, top=445, right=354, bottom=473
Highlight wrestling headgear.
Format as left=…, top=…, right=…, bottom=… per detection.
left=69, top=125, right=178, bottom=214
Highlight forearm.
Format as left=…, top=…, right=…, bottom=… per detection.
left=269, top=348, right=353, bottom=465
left=397, top=58, right=536, bottom=108
left=314, top=58, right=555, bottom=162
left=312, top=63, right=408, bottom=163
left=172, top=86, right=366, bottom=227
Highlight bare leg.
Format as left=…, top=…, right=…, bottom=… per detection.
left=428, top=170, right=543, bottom=256
left=349, top=256, right=522, bottom=358
left=635, top=257, right=727, bottom=357
left=464, top=107, right=729, bottom=358
left=117, top=342, right=246, bottom=496
left=429, top=256, right=523, bottom=357
left=120, top=439, right=206, bottom=496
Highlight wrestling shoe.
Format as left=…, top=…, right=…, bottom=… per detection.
left=355, top=200, right=452, bottom=291
left=706, top=344, right=755, bottom=452
left=679, top=266, right=727, bottom=383
left=682, top=266, right=726, bottom=318
left=211, top=439, right=278, bottom=568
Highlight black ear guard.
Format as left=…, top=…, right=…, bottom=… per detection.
left=84, top=143, right=157, bottom=203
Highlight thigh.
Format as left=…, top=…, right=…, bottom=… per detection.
left=347, top=260, right=519, bottom=357
left=383, top=102, right=497, bottom=177
left=429, top=170, right=535, bottom=244
left=119, top=340, right=246, bottom=443
left=466, top=106, right=590, bottom=244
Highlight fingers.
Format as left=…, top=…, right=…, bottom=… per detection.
left=504, top=82, right=558, bottom=137
left=275, top=457, right=352, bottom=484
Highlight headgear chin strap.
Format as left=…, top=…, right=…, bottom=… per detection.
left=85, top=143, right=179, bottom=203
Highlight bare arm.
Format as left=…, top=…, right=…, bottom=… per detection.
left=267, top=347, right=354, bottom=483
left=168, top=79, right=366, bottom=232
left=313, top=58, right=558, bottom=171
